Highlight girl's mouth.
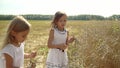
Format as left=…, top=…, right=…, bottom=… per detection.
left=62, top=24, right=65, bottom=27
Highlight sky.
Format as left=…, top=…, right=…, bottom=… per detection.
left=0, top=0, right=120, bottom=17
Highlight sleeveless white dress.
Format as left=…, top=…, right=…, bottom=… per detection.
left=46, top=28, right=68, bottom=68
left=0, top=43, right=24, bottom=68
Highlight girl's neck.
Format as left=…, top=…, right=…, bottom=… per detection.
left=11, top=41, right=21, bottom=47
left=57, top=27, right=64, bottom=31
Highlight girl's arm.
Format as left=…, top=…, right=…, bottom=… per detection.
left=24, top=53, right=30, bottom=58
left=66, top=31, right=69, bottom=45
left=67, top=31, right=75, bottom=44
left=24, top=52, right=36, bottom=59
left=47, top=29, right=66, bottom=49
left=4, top=53, right=13, bottom=68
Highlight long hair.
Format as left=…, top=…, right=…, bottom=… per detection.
left=2, top=16, right=31, bottom=48
left=51, top=11, right=67, bottom=28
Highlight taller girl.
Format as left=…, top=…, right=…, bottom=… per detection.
left=46, top=11, right=74, bottom=68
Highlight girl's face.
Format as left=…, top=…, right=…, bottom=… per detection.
left=57, top=15, right=67, bottom=30
left=12, top=30, right=29, bottom=43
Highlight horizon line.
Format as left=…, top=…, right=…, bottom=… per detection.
left=0, top=13, right=120, bottom=17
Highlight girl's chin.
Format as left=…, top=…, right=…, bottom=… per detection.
left=61, top=26, right=64, bottom=28
left=61, top=27, right=64, bottom=30
left=19, top=41, right=24, bottom=43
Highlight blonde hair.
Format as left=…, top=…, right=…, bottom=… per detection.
left=2, top=16, right=31, bottom=48
left=51, top=11, right=67, bottom=28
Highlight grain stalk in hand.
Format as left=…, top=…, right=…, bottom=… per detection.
left=27, top=45, right=41, bottom=68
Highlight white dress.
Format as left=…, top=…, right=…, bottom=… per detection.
left=0, top=43, right=24, bottom=68
left=46, top=28, right=68, bottom=68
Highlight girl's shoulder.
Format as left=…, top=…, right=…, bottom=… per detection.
left=49, top=28, right=54, bottom=36
left=1, top=43, right=24, bottom=58
left=1, top=43, right=24, bottom=52
left=50, top=27, right=54, bottom=31
left=51, top=27, right=57, bottom=31
left=2, top=44, right=14, bottom=49
left=1, top=44, right=15, bottom=58
left=3, top=43, right=23, bottom=49
left=49, top=28, right=55, bottom=33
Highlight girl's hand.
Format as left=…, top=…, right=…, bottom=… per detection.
left=59, top=43, right=68, bottom=50
left=68, top=36, right=75, bottom=43
left=30, top=51, right=37, bottom=58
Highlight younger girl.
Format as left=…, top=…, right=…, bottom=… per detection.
left=0, top=16, right=36, bottom=68
left=46, top=11, right=74, bottom=68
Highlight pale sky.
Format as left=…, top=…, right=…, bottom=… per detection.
left=0, top=0, right=120, bottom=17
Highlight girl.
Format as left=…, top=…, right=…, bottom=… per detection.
left=0, top=16, right=36, bottom=68
left=46, top=11, right=74, bottom=68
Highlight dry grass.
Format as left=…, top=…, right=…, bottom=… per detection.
left=0, top=20, right=120, bottom=68
left=68, top=21, right=120, bottom=68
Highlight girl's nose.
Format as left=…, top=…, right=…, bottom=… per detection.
left=61, top=21, right=65, bottom=24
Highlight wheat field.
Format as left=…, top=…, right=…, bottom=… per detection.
left=0, top=20, right=120, bottom=68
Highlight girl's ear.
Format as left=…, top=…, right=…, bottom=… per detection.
left=11, top=30, right=17, bottom=36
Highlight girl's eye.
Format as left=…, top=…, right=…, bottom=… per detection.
left=22, top=36, right=25, bottom=38
left=64, top=20, right=66, bottom=22
left=22, top=35, right=26, bottom=38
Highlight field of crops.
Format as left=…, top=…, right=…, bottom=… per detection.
left=0, top=20, right=120, bottom=68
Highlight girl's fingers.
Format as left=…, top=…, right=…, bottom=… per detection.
left=31, top=51, right=37, bottom=58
